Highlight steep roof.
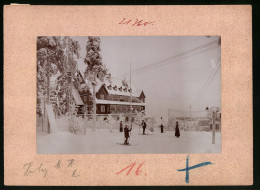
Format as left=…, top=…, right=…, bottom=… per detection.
left=72, top=85, right=84, bottom=105
left=88, top=77, right=144, bottom=98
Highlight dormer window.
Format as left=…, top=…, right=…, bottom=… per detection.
left=119, top=87, right=122, bottom=91
left=123, top=88, right=127, bottom=92
left=128, top=89, right=132, bottom=93
left=107, top=84, right=112, bottom=90
left=113, top=85, right=117, bottom=91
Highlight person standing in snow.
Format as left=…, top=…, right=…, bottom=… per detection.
left=120, top=121, right=123, bottom=132
left=124, top=124, right=132, bottom=145
left=175, top=121, right=180, bottom=138
left=140, top=120, right=146, bottom=134
left=160, top=117, right=164, bottom=133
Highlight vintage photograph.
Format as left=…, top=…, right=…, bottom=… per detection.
left=36, top=36, right=221, bottom=154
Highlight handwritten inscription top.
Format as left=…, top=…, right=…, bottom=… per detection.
left=119, top=18, right=156, bottom=27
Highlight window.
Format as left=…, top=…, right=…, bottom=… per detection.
left=117, top=105, right=122, bottom=112
left=122, top=105, right=127, bottom=112
left=100, top=94, right=105, bottom=100
left=110, top=105, right=116, bottom=113
left=101, top=105, right=105, bottom=112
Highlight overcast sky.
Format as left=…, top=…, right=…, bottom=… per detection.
left=71, top=36, right=221, bottom=118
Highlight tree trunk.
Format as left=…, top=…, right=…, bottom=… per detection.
left=46, top=59, right=51, bottom=134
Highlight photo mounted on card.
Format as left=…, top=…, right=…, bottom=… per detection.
left=4, top=5, right=252, bottom=186
left=36, top=36, right=221, bottom=154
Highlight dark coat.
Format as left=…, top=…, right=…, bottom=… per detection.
left=120, top=122, right=123, bottom=132
left=141, top=121, right=146, bottom=129
left=160, top=124, right=164, bottom=133
left=175, top=124, right=180, bottom=137
left=124, top=127, right=132, bottom=138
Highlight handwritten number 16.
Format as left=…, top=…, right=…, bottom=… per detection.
left=116, top=162, right=145, bottom=176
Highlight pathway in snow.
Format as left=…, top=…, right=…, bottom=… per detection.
left=37, top=123, right=221, bottom=154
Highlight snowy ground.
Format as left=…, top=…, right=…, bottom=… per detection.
left=37, top=120, right=221, bottom=154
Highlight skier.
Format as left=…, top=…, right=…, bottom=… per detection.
left=141, top=120, right=146, bottom=135
left=120, top=121, right=123, bottom=132
left=175, top=121, right=180, bottom=138
left=124, top=124, right=132, bottom=145
left=160, top=117, right=164, bottom=133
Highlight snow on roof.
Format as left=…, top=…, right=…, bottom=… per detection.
left=95, top=78, right=142, bottom=97
left=72, top=85, right=84, bottom=105
left=96, top=98, right=146, bottom=106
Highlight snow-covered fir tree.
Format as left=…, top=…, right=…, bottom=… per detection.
left=37, top=36, right=81, bottom=118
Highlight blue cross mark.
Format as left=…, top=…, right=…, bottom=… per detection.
left=177, top=155, right=213, bottom=183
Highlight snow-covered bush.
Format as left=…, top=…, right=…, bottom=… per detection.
left=68, top=115, right=83, bottom=135
left=134, top=110, right=145, bottom=126
left=146, top=118, right=154, bottom=132
left=167, top=117, right=176, bottom=131
left=106, top=114, right=115, bottom=132
left=96, top=118, right=108, bottom=129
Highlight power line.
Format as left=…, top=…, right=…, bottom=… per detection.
left=193, top=56, right=221, bottom=103
left=133, top=44, right=219, bottom=76
left=132, top=40, right=218, bottom=73
left=116, top=39, right=219, bottom=78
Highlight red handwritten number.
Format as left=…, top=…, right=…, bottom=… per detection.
left=116, top=162, right=135, bottom=175
left=116, top=162, right=145, bottom=176
left=135, top=161, right=145, bottom=176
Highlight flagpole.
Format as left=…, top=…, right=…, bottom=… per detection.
left=130, top=63, right=132, bottom=129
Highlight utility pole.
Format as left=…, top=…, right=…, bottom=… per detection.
left=130, top=63, right=132, bottom=128
left=84, top=105, right=87, bottom=135
left=93, top=72, right=97, bottom=129
left=206, top=106, right=217, bottom=144
left=189, top=104, right=191, bottom=119
left=212, top=111, right=216, bottom=144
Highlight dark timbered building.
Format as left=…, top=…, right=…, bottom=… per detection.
left=76, top=76, right=146, bottom=119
